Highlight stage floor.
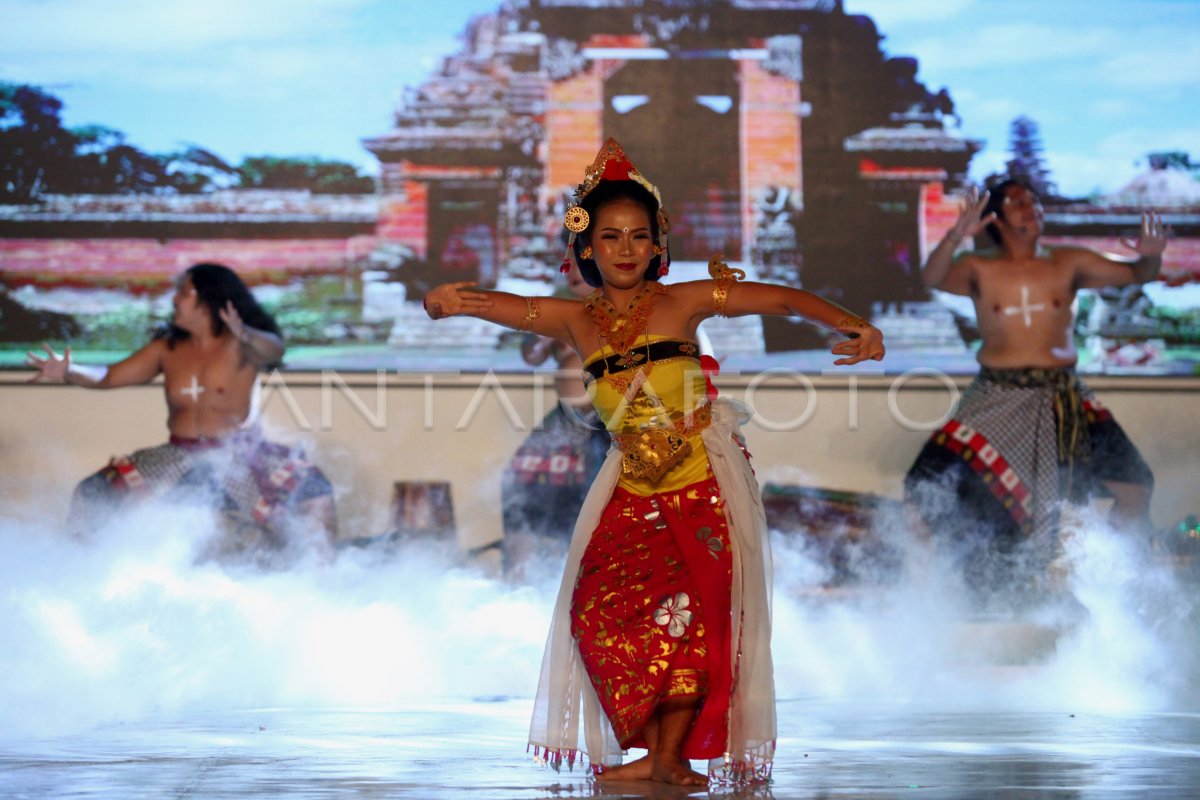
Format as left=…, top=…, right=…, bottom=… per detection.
left=3, top=502, right=1198, bottom=799
left=3, top=701, right=1199, bottom=799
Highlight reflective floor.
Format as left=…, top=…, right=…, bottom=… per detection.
left=3, top=699, right=1198, bottom=799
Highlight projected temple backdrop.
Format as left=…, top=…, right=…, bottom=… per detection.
left=1, top=0, right=1197, bottom=374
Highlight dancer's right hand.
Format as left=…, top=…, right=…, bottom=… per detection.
left=423, top=281, right=493, bottom=320
left=948, top=187, right=996, bottom=244
left=26, top=342, right=71, bottom=383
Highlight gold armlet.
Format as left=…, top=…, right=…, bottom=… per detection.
left=708, top=254, right=746, bottom=317
left=520, top=296, right=542, bottom=331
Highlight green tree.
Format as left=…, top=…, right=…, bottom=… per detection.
left=162, top=145, right=239, bottom=194
left=65, top=125, right=172, bottom=194
left=238, top=155, right=375, bottom=194
left=0, top=84, right=176, bottom=198
left=0, top=82, right=77, bottom=202
left=2, top=81, right=375, bottom=199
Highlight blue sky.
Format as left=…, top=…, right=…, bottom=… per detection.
left=1, top=0, right=1196, bottom=197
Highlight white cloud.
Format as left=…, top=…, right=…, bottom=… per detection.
left=0, top=0, right=469, bottom=87
left=1090, top=98, right=1144, bottom=118
left=1042, top=150, right=1141, bottom=198
left=959, top=96, right=1024, bottom=127
left=0, top=0, right=460, bottom=105
left=2, top=40, right=442, bottom=112
left=904, top=25, right=1122, bottom=75
left=1094, top=127, right=1200, bottom=163
left=967, top=150, right=1008, bottom=185
left=1093, top=41, right=1200, bottom=89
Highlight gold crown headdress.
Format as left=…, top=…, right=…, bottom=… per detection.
left=561, top=138, right=671, bottom=276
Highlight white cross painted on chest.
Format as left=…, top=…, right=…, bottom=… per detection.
left=181, top=375, right=206, bottom=402
left=1002, top=286, right=1047, bottom=328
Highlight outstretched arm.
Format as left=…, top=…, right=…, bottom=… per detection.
left=26, top=339, right=164, bottom=388
left=922, top=188, right=995, bottom=294
left=1075, top=210, right=1168, bottom=289
left=424, top=281, right=573, bottom=341
left=718, top=281, right=885, bottom=365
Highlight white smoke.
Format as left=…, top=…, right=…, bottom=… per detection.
left=0, top=493, right=552, bottom=740
left=1, top=477, right=1194, bottom=746
left=769, top=504, right=1199, bottom=713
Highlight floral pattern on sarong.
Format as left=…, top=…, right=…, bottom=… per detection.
left=570, top=475, right=733, bottom=757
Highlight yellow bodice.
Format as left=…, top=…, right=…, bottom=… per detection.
left=583, top=335, right=712, bottom=495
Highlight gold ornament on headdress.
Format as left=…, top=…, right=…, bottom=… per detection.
left=564, top=206, right=590, bottom=233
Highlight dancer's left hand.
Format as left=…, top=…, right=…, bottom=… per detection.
left=831, top=323, right=885, bottom=365
left=1121, top=210, right=1169, bottom=258
left=219, top=301, right=247, bottom=343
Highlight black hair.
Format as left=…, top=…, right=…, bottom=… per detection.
left=572, top=180, right=665, bottom=288
left=982, top=177, right=1039, bottom=246
left=159, top=262, right=282, bottom=349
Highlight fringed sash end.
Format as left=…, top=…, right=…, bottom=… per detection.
left=528, top=744, right=587, bottom=774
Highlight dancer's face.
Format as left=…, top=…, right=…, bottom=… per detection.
left=590, top=198, right=654, bottom=291
left=171, top=277, right=206, bottom=332
left=999, top=185, right=1044, bottom=240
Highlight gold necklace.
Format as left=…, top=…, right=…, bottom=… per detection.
left=584, top=282, right=665, bottom=368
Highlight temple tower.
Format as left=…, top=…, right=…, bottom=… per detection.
left=364, top=1, right=981, bottom=349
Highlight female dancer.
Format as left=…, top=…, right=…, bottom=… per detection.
left=425, top=139, right=884, bottom=786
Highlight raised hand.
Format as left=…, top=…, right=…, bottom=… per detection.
left=423, top=281, right=494, bottom=320
left=1120, top=210, right=1168, bottom=258
left=831, top=323, right=885, bottom=366
left=948, top=187, right=996, bottom=243
left=25, top=342, right=71, bottom=383
left=219, top=300, right=247, bottom=342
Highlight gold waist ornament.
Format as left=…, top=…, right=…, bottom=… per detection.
left=611, top=403, right=713, bottom=484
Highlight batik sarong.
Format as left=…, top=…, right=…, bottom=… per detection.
left=70, top=427, right=335, bottom=548
left=905, top=366, right=1153, bottom=590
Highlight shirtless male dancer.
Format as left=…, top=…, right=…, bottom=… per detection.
left=27, top=262, right=336, bottom=550
left=905, top=179, right=1166, bottom=597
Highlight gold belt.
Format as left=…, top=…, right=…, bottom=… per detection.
left=611, top=403, right=713, bottom=484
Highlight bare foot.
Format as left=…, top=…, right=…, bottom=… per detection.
left=651, top=755, right=708, bottom=786
left=596, top=755, right=653, bottom=782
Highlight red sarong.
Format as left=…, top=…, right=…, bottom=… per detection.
left=570, top=475, right=733, bottom=760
